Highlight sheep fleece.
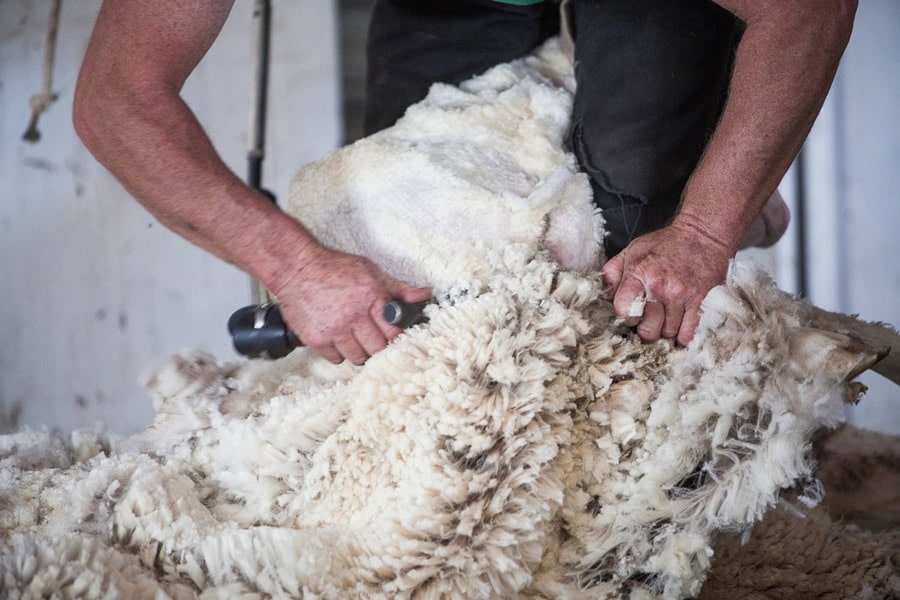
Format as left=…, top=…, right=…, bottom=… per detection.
left=0, top=39, right=890, bottom=599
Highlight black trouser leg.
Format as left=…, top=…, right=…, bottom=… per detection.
left=570, top=0, right=741, bottom=256
left=364, top=0, right=559, bottom=134
left=365, top=0, right=740, bottom=258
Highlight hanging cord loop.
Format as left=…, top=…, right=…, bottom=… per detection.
left=23, top=0, right=63, bottom=142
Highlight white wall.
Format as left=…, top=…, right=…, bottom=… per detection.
left=801, top=0, right=900, bottom=434
left=0, top=1, right=340, bottom=434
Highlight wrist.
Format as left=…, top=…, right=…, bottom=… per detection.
left=669, top=212, right=740, bottom=259
left=257, top=219, right=325, bottom=298
left=230, top=193, right=325, bottom=297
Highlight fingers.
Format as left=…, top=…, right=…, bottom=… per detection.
left=608, top=270, right=691, bottom=343
left=602, top=225, right=732, bottom=347
left=677, top=303, right=702, bottom=347
left=601, top=255, right=625, bottom=298
left=334, top=335, right=374, bottom=367
left=318, top=318, right=390, bottom=366
left=622, top=294, right=692, bottom=345
left=636, top=300, right=664, bottom=342
left=618, top=289, right=694, bottom=345
left=604, top=244, right=702, bottom=345
left=279, top=249, right=434, bottom=365
left=325, top=288, right=429, bottom=366
left=314, top=344, right=343, bottom=365
left=661, top=301, right=686, bottom=340
left=353, top=321, right=390, bottom=360
left=637, top=299, right=688, bottom=343
left=612, top=276, right=646, bottom=328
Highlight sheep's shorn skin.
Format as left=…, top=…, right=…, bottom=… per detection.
left=1, top=38, right=896, bottom=599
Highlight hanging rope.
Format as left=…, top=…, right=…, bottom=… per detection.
left=23, top=0, right=63, bottom=142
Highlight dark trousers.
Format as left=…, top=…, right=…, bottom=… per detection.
left=364, top=0, right=740, bottom=257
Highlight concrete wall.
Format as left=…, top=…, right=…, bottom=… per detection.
left=1, top=1, right=897, bottom=436
left=802, top=0, right=900, bottom=434
left=1, top=0, right=340, bottom=434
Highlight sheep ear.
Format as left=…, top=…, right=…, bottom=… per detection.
left=788, top=327, right=888, bottom=383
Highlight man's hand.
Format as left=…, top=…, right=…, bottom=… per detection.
left=601, top=222, right=733, bottom=346
left=273, top=246, right=432, bottom=365
left=601, top=0, right=855, bottom=349
left=73, top=1, right=432, bottom=367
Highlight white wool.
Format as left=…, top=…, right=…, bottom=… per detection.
left=287, top=39, right=601, bottom=291
left=0, top=38, right=879, bottom=599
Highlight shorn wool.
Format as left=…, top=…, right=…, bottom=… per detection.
left=0, top=39, right=892, bottom=599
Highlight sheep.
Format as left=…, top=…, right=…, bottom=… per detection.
left=0, top=37, right=895, bottom=599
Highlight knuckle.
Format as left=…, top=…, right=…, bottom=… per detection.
left=645, top=278, right=671, bottom=300
left=666, top=280, right=687, bottom=298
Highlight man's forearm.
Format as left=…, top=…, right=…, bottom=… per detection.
left=72, top=0, right=434, bottom=365
left=73, top=82, right=320, bottom=295
left=676, top=0, right=857, bottom=251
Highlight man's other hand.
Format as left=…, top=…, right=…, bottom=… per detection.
left=601, top=223, right=733, bottom=347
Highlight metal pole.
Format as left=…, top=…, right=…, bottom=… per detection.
left=248, top=0, right=272, bottom=195
left=794, top=148, right=808, bottom=300
left=248, top=0, right=276, bottom=304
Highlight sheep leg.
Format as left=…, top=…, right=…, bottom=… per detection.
left=801, top=302, right=898, bottom=385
